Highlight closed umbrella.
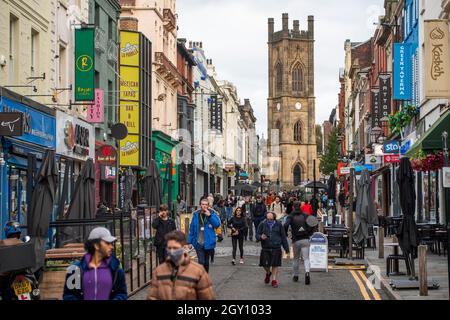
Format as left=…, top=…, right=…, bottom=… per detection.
left=327, top=174, right=337, bottom=201
left=397, top=157, right=418, bottom=279
left=353, top=168, right=378, bottom=244
left=304, top=181, right=328, bottom=190
left=27, top=149, right=58, bottom=271
left=123, top=168, right=135, bottom=213
left=145, top=160, right=162, bottom=208
left=63, top=158, right=96, bottom=243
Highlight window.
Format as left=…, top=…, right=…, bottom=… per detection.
left=108, top=18, right=114, bottom=40
left=275, top=120, right=282, bottom=133
left=9, top=15, right=18, bottom=84
left=59, top=44, right=67, bottom=89
left=95, top=3, right=100, bottom=26
left=294, top=121, right=302, bottom=143
left=276, top=63, right=283, bottom=93
left=108, top=80, right=113, bottom=123
left=292, top=64, right=303, bottom=93
left=293, top=164, right=302, bottom=186
left=31, top=29, right=39, bottom=78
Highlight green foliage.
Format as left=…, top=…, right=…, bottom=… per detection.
left=388, top=105, right=419, bottom=135
left=319, top=127, right=339, bottom=176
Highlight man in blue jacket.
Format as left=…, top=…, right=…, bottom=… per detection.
left=188, top=198, right=221, bottom=273
left=63, top=227, right=128, bottom=300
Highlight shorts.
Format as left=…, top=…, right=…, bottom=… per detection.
left=259, top=248, right=282, bottom=267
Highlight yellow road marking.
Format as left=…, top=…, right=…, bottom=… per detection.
left=328, top=265, right=366, bottom=270
left=350, top=270, right=371, bottom=300
left=358, top=271, right=381, bottom=300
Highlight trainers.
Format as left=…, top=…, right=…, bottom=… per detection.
left=293, top=276, right=299, bottom=282
left=239, top=258, right=244, bottom=264
left=264, top=272, right=272, bottom=284
left=271, top=280, right=278, bottom=288
left=231, top=259, right=236, bottom=265
left=305, top=272, right=310, bottom=285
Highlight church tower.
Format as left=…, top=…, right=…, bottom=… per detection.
left=267, top=13, right=318, bottom=187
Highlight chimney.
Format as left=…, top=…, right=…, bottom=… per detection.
left=199, top=42, right=203, bottom=48
left=282, top=13, right=289, bottom=35
left=308, top=15, right=314, bottom=39
left=120, top=16, right=138, bottom=31
left=268, top=18, right=274, bottom=41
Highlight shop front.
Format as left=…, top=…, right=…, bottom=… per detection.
left=0, top=88, right=56, bottom=238
left=55, top=111, right=95, bottom=219
left=152, top=131, right=179, bottom=208
left=95, top=144, right=117, bottom=208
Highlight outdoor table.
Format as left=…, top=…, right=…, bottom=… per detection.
left=384, top=243, right=405, bottom=276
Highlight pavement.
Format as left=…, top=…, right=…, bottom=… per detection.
left=365, top=232, right=449, bottom=300
left=130, top=235, right=390, bottom=300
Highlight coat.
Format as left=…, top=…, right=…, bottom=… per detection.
left=148, top=254, right=215, bottom=300
left=187, top=209, right=221, bottom=250
left=256, top=219, right=290, bottom=252
left=63, top=255, right=127, bottom=300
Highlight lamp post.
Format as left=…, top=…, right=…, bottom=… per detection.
left=442, top=130, right=450, bottom=300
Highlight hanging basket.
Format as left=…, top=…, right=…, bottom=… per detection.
left=410, top=150, right=444, bottom=172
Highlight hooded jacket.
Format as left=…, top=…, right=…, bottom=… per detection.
left=63, top=254, right=127, bottom=300
left=187, top=209, right=221, bottom=250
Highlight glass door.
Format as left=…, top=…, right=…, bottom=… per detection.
left=7, top=166, right=28, bottom=229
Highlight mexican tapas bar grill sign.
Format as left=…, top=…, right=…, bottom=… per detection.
left=75, top=28, right=95, bottom=101
left=0, top=112, right=23, bottom=136
left=96, top=145, right=117, bottom=165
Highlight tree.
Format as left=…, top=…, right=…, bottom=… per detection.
left=320, top=127, right=339, bottom=176
left=315, top=124, right=323, bottom=155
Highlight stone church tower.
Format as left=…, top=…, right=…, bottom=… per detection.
left=267, top=13, right=318, bottom=188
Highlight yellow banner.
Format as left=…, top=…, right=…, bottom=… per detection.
left=120, top=31, right=140, bottom=66
left=120, top=101, right=140, bottom=134
left=120, top=66, right=139, bottom=101
left=120, top=134, right=140, bottom=166
left=424, top=20, right=450, bottom=98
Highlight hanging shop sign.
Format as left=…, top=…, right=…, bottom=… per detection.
left=393, top=43, right=412, bottom=100
left=75, top=28, right=95, bottom=101
left=383, top=140, right=400, bottom=154
left=384, top=154, right=400, bottom=164
left=443, top=167, right=450, bottom=188
left=120, top=134, right=140, bottom=166
left=86, top=89, right=104, bottom=123
left=339, top=167, right=350, bottom=175
left=1, top=98, right=55, bottom=148
left=365, top=154, right=382, bottom=165
left=371, top=88, right=380, bottom=128
left=96, top=145, right=117, bottom=165
left=424, top=20, right=450, bottom=99
left=379, top=73, right=391, bottom=119
left=400, top=139, right=413, bottom=155
left=56, top=111, right=95, bottom=161
left=0, top=112, right=23, bottom=136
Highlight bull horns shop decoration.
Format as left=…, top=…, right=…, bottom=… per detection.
left=75, top=28, right=95, bottom=101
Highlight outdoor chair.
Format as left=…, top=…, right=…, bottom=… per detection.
left=418, top=225, right=437, bottom=254
left=327, top=233, right=346, bottom=258
left=366, top=224, right=376, bottom=250
left=386, top=254, right=411, bottom=277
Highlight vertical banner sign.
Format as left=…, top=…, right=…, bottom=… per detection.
left=424, top=20, right=450, bottom=98
left=87, top=89, right=104, bottom=123
left=393, top=43, right=412, bottom=100
left=379, top=74, right=391, bottom=120
left=75, top=28, right=95, bottom=101
left=371, top=88, right=380, bottom=128
left=217, top=98, right=223, bottom=132
left=119, top=31, right=140, bottom=166
left=209, top=95, right=218, bottom=130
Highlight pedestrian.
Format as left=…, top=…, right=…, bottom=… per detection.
left=241, top=196, right=254, bottom=241
left=300, top=200, right=313, bottom=215
left=265, top=192, right=275, bottom=207
left=252, top=195, right=267, bottom=233
left=63, top=227, right=127, bottom=300
left=284, top=202, right=314, bottom=285
left=269, top=196, right=286, bottom=222
left=187, top=198, right=221, bottom=273
left=148, top=231, right=215, bottom=300
left=214, top=199, right=228, bottom=237
left=237, top=196, right=245, bottom=209
left=207, top=193, right=214, bottom=208
left=152, top=204, right=177, bottom=264
left=225, top=192, right=235, bottom=222
left=286, top=197, right=295, bottom=215
left=256, top=211, right=290, bottom=288
left=228, top=207, right=247, bottom=265
left=338, top=191, right=346, bottom=216
left=174, top=194, right=187, bottom=230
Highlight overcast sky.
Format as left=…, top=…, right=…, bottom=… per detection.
left=176, top=0, right=384, bottom=136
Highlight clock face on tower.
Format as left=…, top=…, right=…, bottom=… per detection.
left=295, top=102, right=302, bottom=110
left=276, top=103, right=281, bottom=111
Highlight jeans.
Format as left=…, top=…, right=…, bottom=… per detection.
left=246, top=218, right=253, bottom=240
left=232, top=235, right=244, bottom=259
left=292, top=239, right=310, bottom=276
left=156, top=245, right=167, bottom=264
left=195, top=245, right=214, bottom=272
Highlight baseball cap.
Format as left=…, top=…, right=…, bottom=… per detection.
left=88, top=227, right=117, bottom=243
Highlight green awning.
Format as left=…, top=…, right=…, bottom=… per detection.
left=406, top=109, right=450, bottom=157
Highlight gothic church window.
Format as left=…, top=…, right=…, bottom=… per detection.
left=294, top=121, right=302, bottom=143
left=292, top=64, right=303, bottom=93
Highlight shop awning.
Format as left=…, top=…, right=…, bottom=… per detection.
left=406, top=109, right=450, bottom=157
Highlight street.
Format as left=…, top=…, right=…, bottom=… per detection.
left=130, top=235, right=390, bottom=300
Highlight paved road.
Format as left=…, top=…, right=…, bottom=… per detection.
left=130, top=236, right=390, bottom=300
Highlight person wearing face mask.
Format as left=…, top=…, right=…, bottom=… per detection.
left=148, top=231, right=215, bottom=300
